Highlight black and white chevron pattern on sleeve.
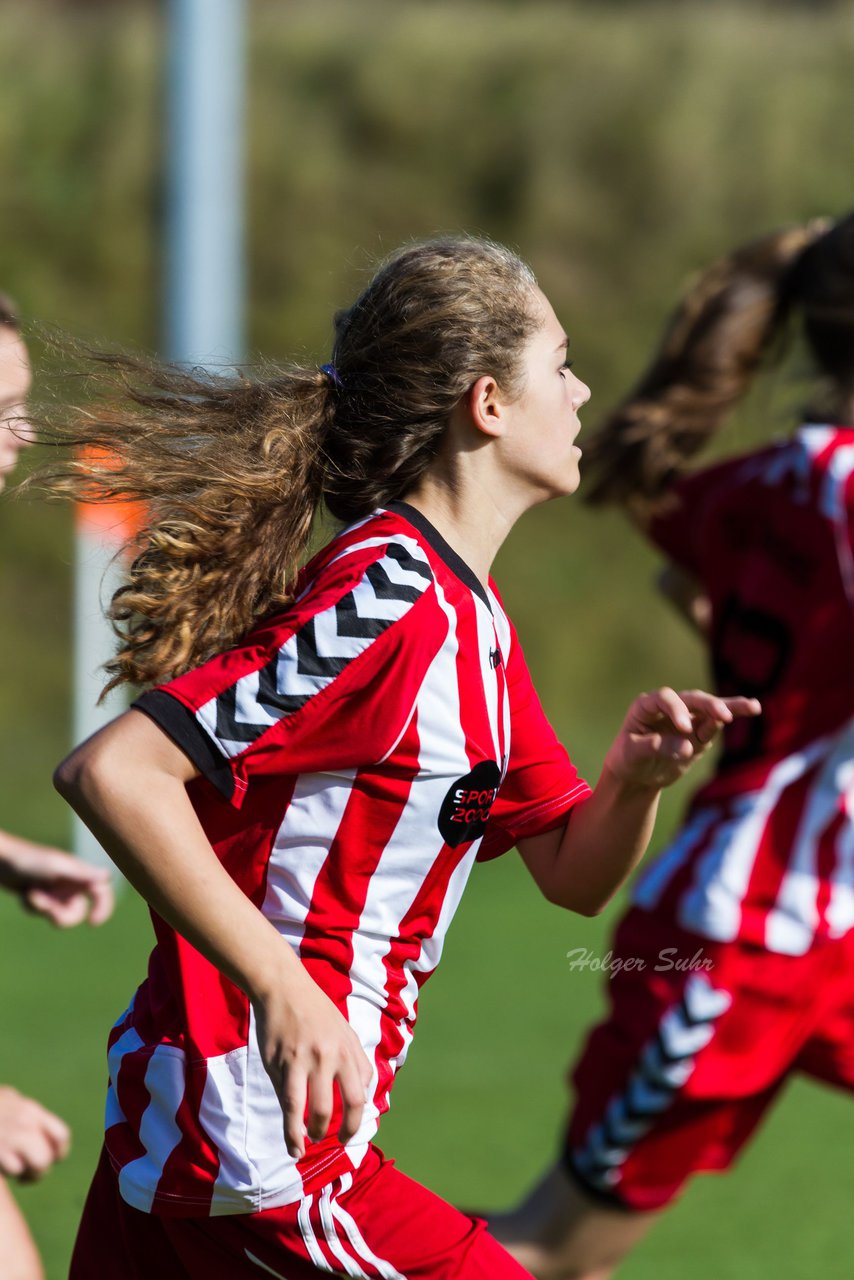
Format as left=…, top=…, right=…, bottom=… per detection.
left=570, top=975, right=732, bottom=1194
left=195, top=537, right=434, bottom=758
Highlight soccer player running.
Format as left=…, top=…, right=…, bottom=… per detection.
left=48, top=237, right=755, bottom=1279
left=488, top=213, right=854, bottom=1279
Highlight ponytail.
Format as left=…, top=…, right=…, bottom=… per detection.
left=35, top=354, right=334, bottom=692
left=582, top=223, right=824, bottom=509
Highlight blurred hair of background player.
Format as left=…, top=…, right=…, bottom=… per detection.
left=488, top=212, right=854, bottom=1279
left=0, top=297, right=114, bottom=1280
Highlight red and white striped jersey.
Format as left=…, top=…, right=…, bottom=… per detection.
left=634, top=424, right=854, bottom=954
left=106, top=502, right=590, bottom=1217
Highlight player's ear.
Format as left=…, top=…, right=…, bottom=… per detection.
left=467, top=374, right=506, bottom=440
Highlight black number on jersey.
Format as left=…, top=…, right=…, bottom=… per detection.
left=711, top=593, right=793, bottom=765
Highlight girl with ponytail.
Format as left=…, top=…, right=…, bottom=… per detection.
left=51, top=236, right=751, bottom=1280
left=490, top=214, right=854, bottom=1279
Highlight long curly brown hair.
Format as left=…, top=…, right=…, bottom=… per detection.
left=582, top=212, right=854, bottom=510
left=33, top=237, right=540, bottom=692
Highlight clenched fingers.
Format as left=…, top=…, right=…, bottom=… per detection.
left=282, top=1064, right=309, bottom=1159
left=338, top=1047, right=373, bottom=1146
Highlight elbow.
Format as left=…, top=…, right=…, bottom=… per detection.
left=53, top=748, right=86, bottom=804
left=541, top=881, right=610, bottom=917
left=572, top=895, right=609, bottom=918
left=53, top=741, right=113, bottom=813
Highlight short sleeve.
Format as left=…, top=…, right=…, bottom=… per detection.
left=477, top=625, right=591, bottom=861
left=133, top=541, right=446, bottom=809
left=647, top=459, right=743, bottom=576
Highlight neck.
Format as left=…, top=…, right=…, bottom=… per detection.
left=402, top=465, right=529, bottom=589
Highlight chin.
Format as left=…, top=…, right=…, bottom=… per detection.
left=563, top=464, right=582, bottom=496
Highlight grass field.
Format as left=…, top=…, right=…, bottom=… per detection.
left=3, top=1, right=854, bottom=1275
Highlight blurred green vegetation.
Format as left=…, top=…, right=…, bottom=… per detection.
left=1, top=1, right=854, bottom=1275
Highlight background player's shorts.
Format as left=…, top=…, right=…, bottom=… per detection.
left=71, top=1144, right=534, bottom=1280
left=564, top=908, right=854, bottom=1213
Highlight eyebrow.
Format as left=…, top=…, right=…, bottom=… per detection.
left=554, top=335, right=569, bottom=351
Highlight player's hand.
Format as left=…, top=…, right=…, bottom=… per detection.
left=604, top=688, right=761, bottom=791
left=0, top=830, right=114, bottom=927
left=252, top=967, right=373, bottom=1160
left=0, top=1086, right=71, bottom=1181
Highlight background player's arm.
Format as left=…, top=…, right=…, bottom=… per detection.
left=0, top=1086, right=70, bottom=1181
left=519, top=687, right=759, bottom=916
left=0, top=828, right=113, bottom=927
left=53, top=710, right=371, bottom=1159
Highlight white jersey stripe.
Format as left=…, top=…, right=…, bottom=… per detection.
left=826, top=782, right=854, bottom=938
left=118, top=1047, right=184, bottom=1212
left=633, top=810, right=719, bottom=911
left=265, top=771, right=357, bottom=945
left=346, top=574, right=470, bottom=1142
left=767, top=720, right=854, bottom=952
left=107, top=1024, right=145, bottom=1081
left=228, top=776, right=356, bottom=1210
left=473, top=593, right=502, bottom=766
left=677, top=741, right=828, bottom=942
left=104, top=1083, right=127, bottom=1132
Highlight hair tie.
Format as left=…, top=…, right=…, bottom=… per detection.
left=320, top=362, right=343, bottom=389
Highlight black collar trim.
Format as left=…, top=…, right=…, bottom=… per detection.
left=385, top=501, right=492, bottom=612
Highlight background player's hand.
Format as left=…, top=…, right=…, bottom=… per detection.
left=0, top=1086, right=70, bottom=1181
left=0, top=829, right=114, bottom=927
left=252, top=965, right=373, bottom=1160
left=604, top=688, right=761, bottom=790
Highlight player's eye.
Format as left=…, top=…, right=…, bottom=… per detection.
left=560, top=360, right=574, bottom=375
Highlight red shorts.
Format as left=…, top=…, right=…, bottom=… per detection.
left=565, top=908, right=854, bottom=1212
left=70, top=1144, right=532, bottom=1280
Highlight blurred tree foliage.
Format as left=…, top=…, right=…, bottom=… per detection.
left=1, top=0, right=853, bottom=837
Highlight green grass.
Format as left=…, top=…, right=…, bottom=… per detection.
left=3, top=0, right=854, bottom=1274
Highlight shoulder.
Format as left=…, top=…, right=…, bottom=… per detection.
left=158, top=513, right=446, bottom=716
left=258, top=512, right=438, bottom=649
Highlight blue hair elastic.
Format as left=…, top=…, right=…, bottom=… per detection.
left=320, top=362, right=342, bottom=389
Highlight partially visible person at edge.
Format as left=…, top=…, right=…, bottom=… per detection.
left=488, top=214, right=854, bottom=1280
left=45, top=236, right=757, bottom=1280
left=0, top=296, right=114, bottom=1280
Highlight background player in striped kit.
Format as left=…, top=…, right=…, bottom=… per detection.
left=0, top=298, right=114, bottom=1280
left=47, top=237, right=755, bottom=1279
left=488, top=213, right=854, bottom=1279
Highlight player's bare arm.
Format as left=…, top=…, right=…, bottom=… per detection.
left=53, top=710, right=371, bottom=1160
left=0, top=828, right=114, bottom=927
left=0, top=1086, right=70, bottom=1182
left=519, top=688, right=760, bottom=916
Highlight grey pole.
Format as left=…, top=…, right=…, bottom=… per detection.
left=165, top=0, right=247, bottom=369
left=72, top=0, right=247, bottom=866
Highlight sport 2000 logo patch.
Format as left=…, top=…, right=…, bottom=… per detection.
left=438, top=760, right=502, bottom=848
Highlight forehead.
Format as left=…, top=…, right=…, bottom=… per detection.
left=0, top=326, right=31, bottom=401
left=530, top=287, right=567, bottom=347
